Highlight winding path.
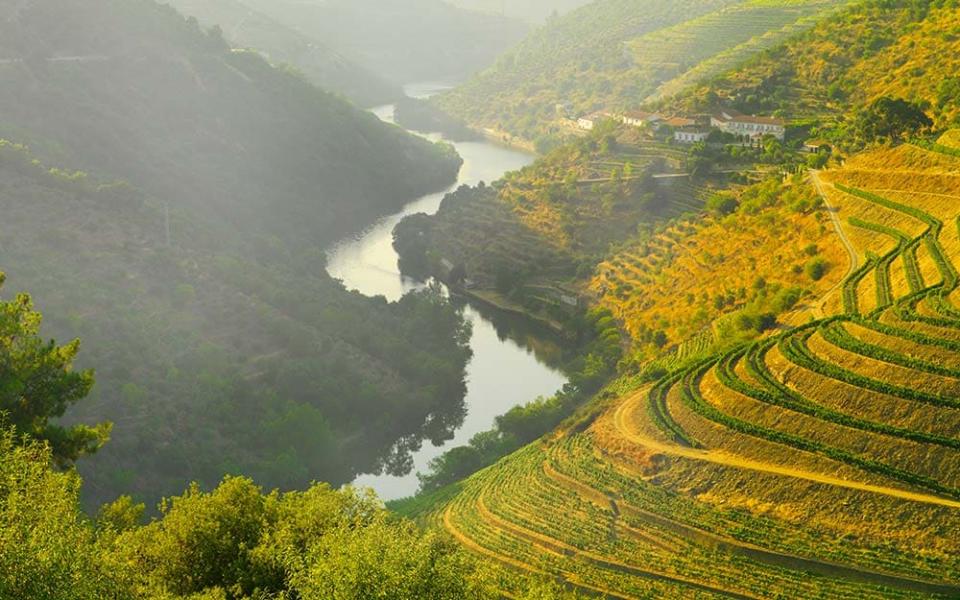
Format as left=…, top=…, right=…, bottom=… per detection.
left=611, top=387, right=960, bottom=510
left=811, top=170, right=859, bottom=317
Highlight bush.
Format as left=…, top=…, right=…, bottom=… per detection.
left=805, top=257, right=828, bottom=281
left=705, top=193, right=739, bottom=215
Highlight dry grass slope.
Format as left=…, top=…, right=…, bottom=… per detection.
left=416, top=138, right=960, bottom=598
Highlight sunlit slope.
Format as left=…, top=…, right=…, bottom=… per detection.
left=412, top=138, right=960, bottom=598
left=688, top=3, right=960, bottom=129
left=635, top=0, right=853, bottom=102
left=589, top=178, right=846, bottom=350
left=437, top=0, right=854, bottom=140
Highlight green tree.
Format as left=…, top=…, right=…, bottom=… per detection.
left=0, top=429, right=133, bottom=600
left=851, top=96, right=932, bottom=146
left=805, top=257, right=829, bottom=281
left=0, top=275, right=109, bottom=463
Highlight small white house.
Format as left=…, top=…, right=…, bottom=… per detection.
left=674, top=128, right=710, bottom=144
left=577, top=116, right=596, bottom=130
left=577, top=111, right=612, bottom=131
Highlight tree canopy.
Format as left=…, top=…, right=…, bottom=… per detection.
left=0, top=275, right=108, bottom=463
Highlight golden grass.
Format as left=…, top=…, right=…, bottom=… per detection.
left=589, top=185, right=844, bottom=349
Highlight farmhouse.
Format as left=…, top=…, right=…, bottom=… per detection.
left=577, top=111, right=611, bottom=130
left=621, top=110, right=662, bottom=128
left=711, top=109, right=785, bottom=140
left=674, top=127, right=710, bottom=144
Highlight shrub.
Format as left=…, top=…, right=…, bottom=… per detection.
left=805, top=257, right=828, bottom=281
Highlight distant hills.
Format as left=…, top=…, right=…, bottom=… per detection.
left=677, top=0, right=960, bottom=134
left=163, top=0, right=401, bottom=106
left=446, top=0, right=592, bottom=23
left=238, top=0, right=530, bottom=84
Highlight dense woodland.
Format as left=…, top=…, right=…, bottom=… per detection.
left=0, top=427, right=581, bottom=599
left=0, top=0, right=478, bottom=509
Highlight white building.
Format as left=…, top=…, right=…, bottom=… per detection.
left=577, top=115, right=596, bottom=130
left=711, top=109, right=785, bottom=140
left=674, top=128, right=710, bottom=144
left=577, top=111, right=613, bottom=131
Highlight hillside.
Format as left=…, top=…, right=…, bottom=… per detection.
left=402, top=135, right=960, bottom=598
left=0, top=133, right=472, bottom=511
left=446, top=0, right=591, bottom=23
left=0, top=0, right=477, bottom=508
left=436, top=0, right=856, bottom=142
left=0, top=0, right=460, bottom=245
left=675, top=1, right=960, bottom=138
left=393, top=125, right=705, bottom=323
left=236, top=0, right=529, bottom=85
left=162, top=0, right=401, bottom=106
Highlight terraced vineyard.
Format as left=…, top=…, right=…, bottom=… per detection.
left=588, top=176, right=845, bottom=351
left=635, top=0, right=855, bottom=102
left=410, top=136, right=960, bottom=597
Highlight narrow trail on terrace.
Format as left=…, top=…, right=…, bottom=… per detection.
left=612, top=388, right=960, bottom=510
left=442, top=507, right=638, bottom=600
left=548, top=455, right=960, bottom=596
left=811, top=170, right=859, bottom=318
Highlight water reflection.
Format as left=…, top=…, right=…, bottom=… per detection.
left=330, top=85, right=568, bottom=499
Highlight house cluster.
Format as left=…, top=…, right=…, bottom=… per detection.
left=577, top=107, right=786, bottom=144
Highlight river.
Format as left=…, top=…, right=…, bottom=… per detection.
left=327, top=84, right=568, bottom=500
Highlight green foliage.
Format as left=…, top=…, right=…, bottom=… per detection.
left=0, top=278, right=108, bottom=463
left=805, top=256, right=829, bottom=281
left=0, top=430, right=526, bottom=599
left=705, top=193, right=740, bottom=216
left=0, top=0, right=473, bottom=506
left=0, top=430, right=133, bottom=600
left=849, top=96, right=934, bottom=146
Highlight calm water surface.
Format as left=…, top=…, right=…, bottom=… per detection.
left=327, top=85, right=568, bottom=499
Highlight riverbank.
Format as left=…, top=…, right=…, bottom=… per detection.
left=331, top=82, right=568, bottom=500
left=453, top=287, right=566, bottom=334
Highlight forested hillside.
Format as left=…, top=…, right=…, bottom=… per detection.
left=236, top=0, right=529, bottom=84
left=0, top=0, right=459, bottom=244
left=437, top=0, right=856, bottom=142
left=162, top=0, right=401, bottom=106
left=0, top=0, right=475, bottom=508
